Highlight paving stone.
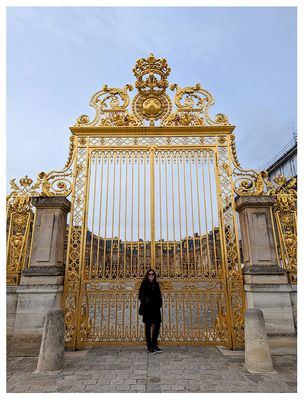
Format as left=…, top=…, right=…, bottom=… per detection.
left=148, top=376, right=160, bottom=383
left=130, top=384, right=146, bottom=390
left=172, top=384, right=186, bottom=390
left=74, top=374, right=93, bottom=379
left=53, top=385, right=74, bottom=392
left=7, top=341, right=297, bottom=393
left=185, top=384, right=201, bottom=391
left=161, top=384, right=173, bottom=391
left=286, top=382, right=297, bottom=388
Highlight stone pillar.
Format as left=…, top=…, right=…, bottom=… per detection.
left=236, top=196, right=277, bottom=267
left=14, top=197, right=70, bottom=336
left=236, top=196, right=295, bottom=336
left=245, top=308, right=273, bottom=373
left=35, top=309, right=65, bottom=373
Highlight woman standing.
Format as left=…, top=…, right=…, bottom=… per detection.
left=138, top=269, right=163, bottom=354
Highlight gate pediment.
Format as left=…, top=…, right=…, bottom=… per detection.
left=75, top=53, right=230, bottom=128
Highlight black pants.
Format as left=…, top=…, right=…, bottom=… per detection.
left=145, top=321, right=160, bottom=349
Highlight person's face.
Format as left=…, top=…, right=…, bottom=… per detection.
left=148, top=271, right=155, bottom=282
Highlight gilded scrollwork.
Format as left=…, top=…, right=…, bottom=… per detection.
left=99, top=112, right=140, bottom=127
left=76, top=84, right=141, bottom=127
left=231, top=135, right=297, bottom=200
left=64, top=135, right=75, bottom=169
left=8, top=176, right=40, bottom=201
left=233, top=170, right=271, bottom=196
left=75, top=54, right=231, bottom=127
left=215, top=303, right=229, bottom=341
left=230, top=134, right=278, bottom=197
left=7, top=134, right=75, bottom=200
left=11, top=170, right=73, bottom=198
left=163, top=83, right=230, bottom=127
left=64, top=292, right=77, bottom=344
left=159, top=281, right=174, bottom=291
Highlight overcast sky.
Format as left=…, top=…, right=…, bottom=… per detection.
left=6, top=7, right=297, bottom=188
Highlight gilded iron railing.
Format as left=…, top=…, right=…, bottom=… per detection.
left=63, top=137, right=242, bottom=348
left=76, top=281, right=231, bottom=346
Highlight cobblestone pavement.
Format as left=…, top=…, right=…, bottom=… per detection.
left=7, top=338, right=297, bottom=393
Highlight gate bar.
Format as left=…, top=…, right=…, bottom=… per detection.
left=150, top=147, right=156, bottom=269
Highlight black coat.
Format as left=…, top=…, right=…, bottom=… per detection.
left=138, top=280, right=162, bottom=324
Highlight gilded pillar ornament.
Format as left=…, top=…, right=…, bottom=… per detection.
left=6, top=191, right=33, bottom=285
left=272, top=176, right=297, bottom=283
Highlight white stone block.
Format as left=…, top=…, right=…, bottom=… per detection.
left=245, top=308, right=273, bottom=373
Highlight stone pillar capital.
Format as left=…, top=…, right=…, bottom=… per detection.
left=242, top=265, right=285, bottom=275
left=235, top=195, right=276, bottom=212
left=31, top=196, right=71, bottom=214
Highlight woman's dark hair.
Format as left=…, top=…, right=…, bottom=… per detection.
left=142, top=269, right=157, bottom=283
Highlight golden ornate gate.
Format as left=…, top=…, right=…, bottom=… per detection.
left=63, top=54, right=245, bottom=349
left=7, top=54, right=296, bottom=349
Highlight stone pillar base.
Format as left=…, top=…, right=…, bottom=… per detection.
left=7, top=286, right=18, bottom=336
left=243, top=265, right=295, bottom=336
left=14, top=267, right=64, bottom=336
left=290, top=284, right=297, bottom=332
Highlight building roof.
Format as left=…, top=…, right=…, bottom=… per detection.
left=261, top=131, right=297, bottom=174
